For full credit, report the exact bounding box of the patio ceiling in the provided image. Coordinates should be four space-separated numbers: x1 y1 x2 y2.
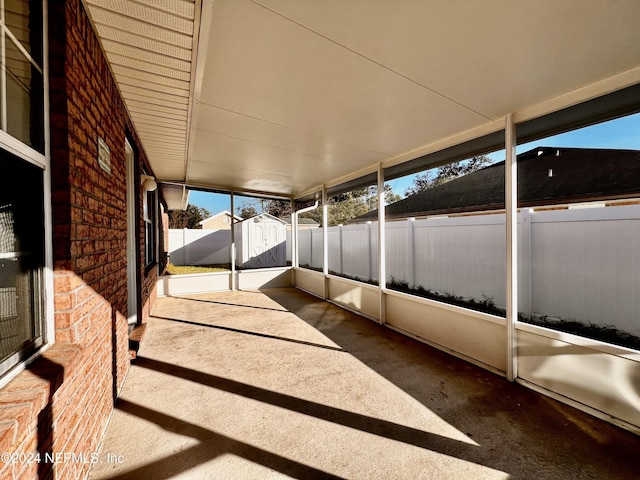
85 0 640 208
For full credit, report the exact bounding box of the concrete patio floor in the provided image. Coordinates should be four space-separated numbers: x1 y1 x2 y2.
89 287 640 480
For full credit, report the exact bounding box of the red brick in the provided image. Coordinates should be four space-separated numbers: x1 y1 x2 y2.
0 404 35 450
53 273 73 293
55 327 77 344
54 292 76 311
0 421 17 455
0 389 47 415
0 1 157 477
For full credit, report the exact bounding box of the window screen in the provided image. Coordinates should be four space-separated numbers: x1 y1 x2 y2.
0 148 45 375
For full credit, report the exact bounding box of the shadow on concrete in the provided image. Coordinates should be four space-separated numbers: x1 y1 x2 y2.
133 356 484 462
260 287 640 480
153 315 348 352
109 399 345 480
95 288 640 480
168 295 289 313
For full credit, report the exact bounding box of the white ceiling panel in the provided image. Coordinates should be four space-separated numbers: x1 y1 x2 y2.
86 0 640 203
191 104 390 169
189 158 301 194
198 0 487 156
255 0 640 118
190 132 338 194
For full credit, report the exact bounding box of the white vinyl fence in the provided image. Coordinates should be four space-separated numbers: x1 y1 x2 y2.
168 229 231 266
170 205 639 336
295 205 640 336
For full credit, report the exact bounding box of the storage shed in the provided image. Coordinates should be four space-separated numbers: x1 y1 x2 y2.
234 213 287 269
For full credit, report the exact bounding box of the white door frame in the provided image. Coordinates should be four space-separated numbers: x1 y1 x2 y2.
125 139 138 325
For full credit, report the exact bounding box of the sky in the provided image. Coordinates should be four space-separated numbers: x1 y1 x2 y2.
189 112 640 216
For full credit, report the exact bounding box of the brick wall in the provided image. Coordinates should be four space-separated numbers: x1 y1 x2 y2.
0 1 159 478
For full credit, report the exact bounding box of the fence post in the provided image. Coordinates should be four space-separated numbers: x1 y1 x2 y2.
408 218 415 288
366 221 372 281
338 224 343 275
519 208 532 321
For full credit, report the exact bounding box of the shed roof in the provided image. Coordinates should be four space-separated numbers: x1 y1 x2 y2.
236 212 287 225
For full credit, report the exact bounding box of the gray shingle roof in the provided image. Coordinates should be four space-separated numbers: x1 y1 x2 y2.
357 147 640 221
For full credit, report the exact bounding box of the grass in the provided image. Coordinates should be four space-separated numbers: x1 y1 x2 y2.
387 278 505 317
166 263 230 275
386 279 640 350
522 315 640 351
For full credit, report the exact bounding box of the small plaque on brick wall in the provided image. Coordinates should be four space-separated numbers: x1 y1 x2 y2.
98 137 111 174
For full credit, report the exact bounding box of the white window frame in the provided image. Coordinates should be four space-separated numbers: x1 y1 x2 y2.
0 0 52 388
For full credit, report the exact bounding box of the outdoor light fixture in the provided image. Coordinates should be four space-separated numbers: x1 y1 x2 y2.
141 175 157 192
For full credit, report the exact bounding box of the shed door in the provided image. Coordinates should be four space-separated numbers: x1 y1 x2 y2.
249 221 283 268
264 223 282 266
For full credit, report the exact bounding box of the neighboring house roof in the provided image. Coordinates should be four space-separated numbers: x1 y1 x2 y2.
199 210 242 225
355 147 640 221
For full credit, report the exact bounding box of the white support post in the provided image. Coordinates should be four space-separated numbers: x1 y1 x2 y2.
230 191 237 291
291 198 297 269
322 186 328 300
408 218 415 289
378 163 386 325
505 114 518 381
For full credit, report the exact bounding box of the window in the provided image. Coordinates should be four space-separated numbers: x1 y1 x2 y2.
0 149 45 377
144 188 157 267
2 0 45 152
0 0 46 383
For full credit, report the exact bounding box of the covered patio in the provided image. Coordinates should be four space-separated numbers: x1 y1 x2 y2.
3 2 640 478
89 288 640 479
77 1 640 477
